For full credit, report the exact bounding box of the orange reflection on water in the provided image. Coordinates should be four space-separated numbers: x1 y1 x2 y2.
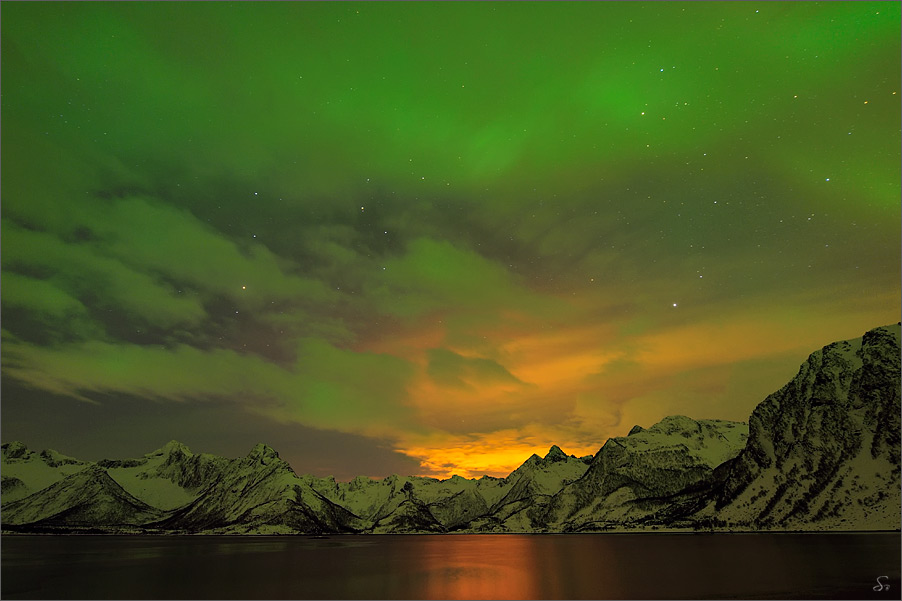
414 534 622 600
417 535 539 600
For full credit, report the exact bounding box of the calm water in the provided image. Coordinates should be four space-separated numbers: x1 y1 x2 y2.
2 533 899 600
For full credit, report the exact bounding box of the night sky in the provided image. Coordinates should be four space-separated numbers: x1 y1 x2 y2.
2 2 899 480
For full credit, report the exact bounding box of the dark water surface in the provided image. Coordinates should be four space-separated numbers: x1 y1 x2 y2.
2 532 899 599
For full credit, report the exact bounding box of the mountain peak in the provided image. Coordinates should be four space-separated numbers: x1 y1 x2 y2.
1 441 30 460
247 443 279 461
544 445 567 461
161 440 191 454
145 440 193 459
38 448 83 467
648 415 699 435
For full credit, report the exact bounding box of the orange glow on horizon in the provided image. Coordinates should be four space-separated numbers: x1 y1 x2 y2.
397 427 602 480
350 302 898 480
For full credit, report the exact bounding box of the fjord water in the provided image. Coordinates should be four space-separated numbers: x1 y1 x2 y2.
2 533 899 600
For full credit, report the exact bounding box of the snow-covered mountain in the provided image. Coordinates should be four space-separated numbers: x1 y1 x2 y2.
543 417 749 532
708 323 901 530
100 440 229 510
310 473 488 531
156 444 366 534
0 440 230 531
370 493 446 534
3 465 165 529
1 441 91 503
2 324 898 534
305 447 590 532
467 446 593 532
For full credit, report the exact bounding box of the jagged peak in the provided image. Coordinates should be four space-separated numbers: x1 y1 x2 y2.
0 442 84 467
48 464 116 485
162 440 192 454
860 323 900 353
347 474 376 491
805 324 899 372
634 415 746 439
82 464 109 475
544 445 568 461
513 453 544 474
647 415 700 435
659 414 697 425
248 443 280 460
38 448 84 467
145 440 192 458
1 441 31 459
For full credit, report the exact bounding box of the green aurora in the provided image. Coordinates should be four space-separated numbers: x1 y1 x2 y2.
2 1 899 479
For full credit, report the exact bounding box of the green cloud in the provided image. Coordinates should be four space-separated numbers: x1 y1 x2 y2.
0 271 103 342
2 335 419 438
2 221 206 332
88 196 338 309
368 237 562 321
279 338 420 435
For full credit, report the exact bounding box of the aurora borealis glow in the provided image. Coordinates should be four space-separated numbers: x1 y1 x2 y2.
2 2 899 480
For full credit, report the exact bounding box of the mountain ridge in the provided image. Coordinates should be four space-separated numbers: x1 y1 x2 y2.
2 323 899 534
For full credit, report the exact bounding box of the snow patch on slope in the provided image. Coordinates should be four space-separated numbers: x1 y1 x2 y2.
1 442 91 502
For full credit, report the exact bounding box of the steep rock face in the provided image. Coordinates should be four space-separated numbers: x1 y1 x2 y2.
157 444 364 534
1 442 91 503
426 484 489 529
467 496 554 533
547 417 748 530
370 485 445 534
715 324 901 530
2 465 165 528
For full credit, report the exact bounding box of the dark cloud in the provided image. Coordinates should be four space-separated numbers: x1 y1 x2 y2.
0 379 420 481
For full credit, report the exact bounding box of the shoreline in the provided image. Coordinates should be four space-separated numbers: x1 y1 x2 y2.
3 527 900 536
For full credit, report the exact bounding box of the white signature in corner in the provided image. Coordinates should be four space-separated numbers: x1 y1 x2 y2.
874 576 890 592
